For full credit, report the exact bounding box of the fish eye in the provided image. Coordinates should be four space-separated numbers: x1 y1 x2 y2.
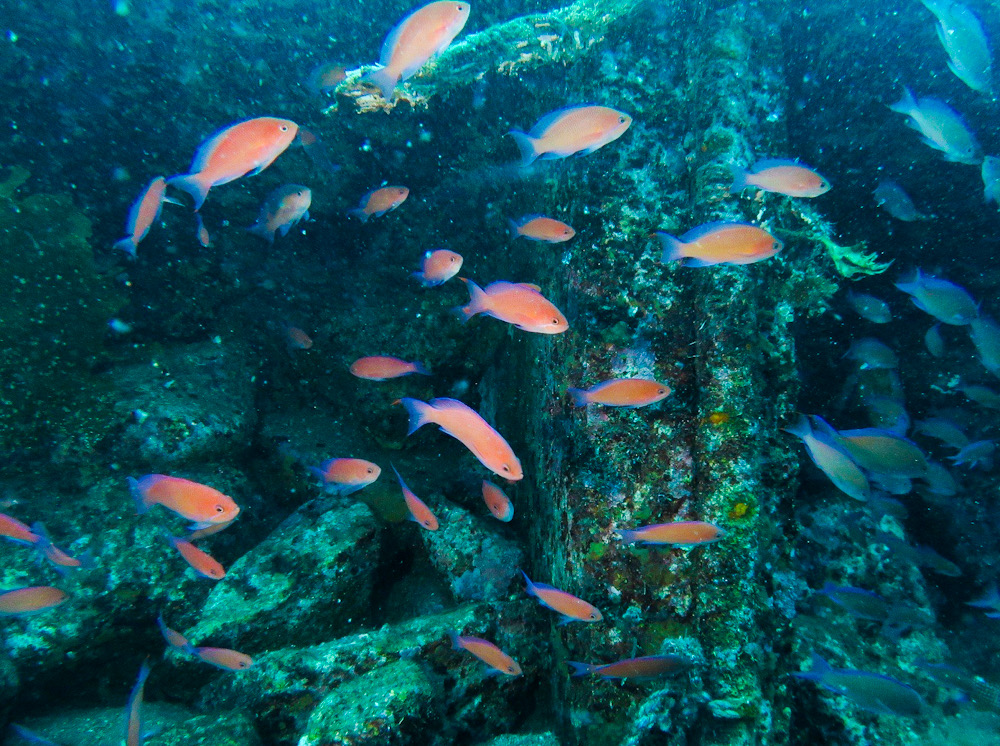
215 505 225 513
450 257 456 262
367 467 374 474
280 125 289 132
502 465 510 472
772 242 781 251
657 388 666 394
508 665 518 673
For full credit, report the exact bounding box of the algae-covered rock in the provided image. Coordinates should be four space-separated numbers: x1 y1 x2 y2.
0 655 19 726
110 340 257 469
186 501 380 651
300 659 441 746
480 734 562 746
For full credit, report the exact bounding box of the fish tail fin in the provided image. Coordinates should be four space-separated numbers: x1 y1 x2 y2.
361 66 398 101
519 569 536 596
456 277 487 323
398 398 433 436
127 477 150 515
889 86 916 115
247 221 275 243
113 237 137 257
347 207 370 223
166 175 209 211
28 521 49 545
567 661 596 677
794 652 833 680
781 414 811 439
567 387 590 407
654 232 686 263
507 130 539 166
729 163 749 193
507 218 522 239
411 362 432 376
615 529 637 545
448 630 462 650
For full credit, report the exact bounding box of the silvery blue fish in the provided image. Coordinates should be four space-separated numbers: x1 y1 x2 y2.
984 156 1000 205
873 180 928 222
846 338 898 369
784 415 870 501
914 418 969 449
921 0 993 94
846 290 891 323
949 440 995 469
924 324 945 357
794 653 927 717
889 88 980 164
895 269 978 325
969 316 1000 376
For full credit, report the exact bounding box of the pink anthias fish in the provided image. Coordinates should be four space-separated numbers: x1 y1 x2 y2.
617 521 726 547
363 1 471 100
0 586 69 615
656 222 782 267
457 279 568 334
168 117 299 210
508 215 576 243
309 458 382 495
413 249 463 286
30 522 95 574
398 397 523 481
348 186 409 222
156 616 254 670
194 213 211 247
125 660 151 746
166 535 226 580
568 654 691 680
730 159 831 198
114 176 176 257
508 105 632 166
391 463 439 531
0 512 40 545
248 184 312 243
521 571 602 624
450 633 522 675
350 356 430 380
481 481 513 522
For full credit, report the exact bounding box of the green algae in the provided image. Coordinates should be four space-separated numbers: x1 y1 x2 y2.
0 187 123 457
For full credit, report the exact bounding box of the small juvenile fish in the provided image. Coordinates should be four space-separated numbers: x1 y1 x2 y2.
362 1 471 100
967 583 1000 618
194 213 211 247
450 633 522 675
984 156 1000 205
914 418 969 448
838 429 928 478
125 660 151 746
129 475 241 528
889 88 980 164
568 655 690 680
157 616 191 650
482 480 513 522
784 415 869 501
248 184 311 243
348 186 409 222
391 464 439 530
413 249 463 286
969 317 1000 375
350 356 430 380
114 176 169 257
921 0 993 94
306 62 348 94
958 383 1000 409
508 215 576 243
508 105 632 166
845 338 898 369
924 324 945 357
568 378 671 408
846 291 891 323
30 522 94 574
458 278 568 335
656 222 782 267
284 325 313 350
794 653 926 717
521 571 602 624
730 160 830 198
309 458 381 495
0 586 68 615
0 512 40 545
190 646 254 671
895 269 978 325
167 535 225 580
818 582 890 622
873 180 928 222
399 397 523 480
949 440 995 469
617 521 725 547
168 117 299 210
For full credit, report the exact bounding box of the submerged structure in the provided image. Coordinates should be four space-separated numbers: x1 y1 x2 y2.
0 0 998 744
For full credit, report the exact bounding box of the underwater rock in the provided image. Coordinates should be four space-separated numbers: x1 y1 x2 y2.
111 340 257 468
0 655 18 725
300 659 441 746
480 734 561 746
419 501 523 602
185 501 380 651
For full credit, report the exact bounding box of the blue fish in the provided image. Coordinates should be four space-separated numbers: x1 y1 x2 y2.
794 653 926 717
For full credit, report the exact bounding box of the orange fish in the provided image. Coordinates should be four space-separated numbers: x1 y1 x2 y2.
248 184 312 243
0 586 68 615
508 105 632 166
656 222 781 267
194 213 211 247
731 160 830 198
399 397 523 481
167 535 225 580
568 378 671 408
0 512 40 545
363 1 471 99
457 279 568 335
413 249 463 287
521 571 602 624
157 615 191 650
348 186 409 222
309 458 382 495
568 655 691 680
30 522 94 574
307 62 348 94
508 215 576 243
391 464 439 530
186 518 237 541
450 633 522 675
481 481 513 522
125 660 151 746
128 474 241 529
191 646 254 671
168 117 299 210
114 176 170 257
284 325 313 350
350 355 430 380
618 521 725 547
